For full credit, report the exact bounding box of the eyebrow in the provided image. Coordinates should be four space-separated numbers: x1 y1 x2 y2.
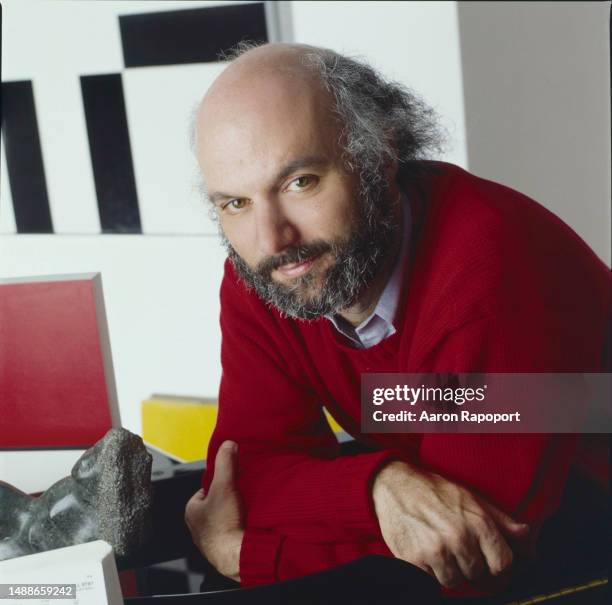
208 155 330 205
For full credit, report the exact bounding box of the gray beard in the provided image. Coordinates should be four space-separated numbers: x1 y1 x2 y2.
221 177 398 320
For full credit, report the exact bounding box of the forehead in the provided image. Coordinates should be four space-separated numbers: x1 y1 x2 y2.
195 72 341 193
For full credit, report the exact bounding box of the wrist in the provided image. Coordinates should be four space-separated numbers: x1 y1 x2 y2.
373 459 417 492
372 459 426 516
372 460 404 516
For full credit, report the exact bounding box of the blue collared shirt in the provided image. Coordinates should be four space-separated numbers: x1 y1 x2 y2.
327 196 411 348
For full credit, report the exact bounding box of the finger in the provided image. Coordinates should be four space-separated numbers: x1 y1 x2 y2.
431 554 465 589
186 488 206 508
477 522 514 576
184 490 207 529
482 501 529 537
454 538 487 582
453 533 488 582
210 441 238 491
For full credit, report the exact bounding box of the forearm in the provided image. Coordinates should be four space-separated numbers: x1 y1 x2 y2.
237 447 397 534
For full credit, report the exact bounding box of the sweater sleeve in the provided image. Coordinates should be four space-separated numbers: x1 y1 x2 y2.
203 264 396 582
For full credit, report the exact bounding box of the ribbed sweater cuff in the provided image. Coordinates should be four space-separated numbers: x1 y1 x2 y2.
240 528 284 586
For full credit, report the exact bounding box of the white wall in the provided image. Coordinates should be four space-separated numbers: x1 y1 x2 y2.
457 1 611 265
290 1 468 168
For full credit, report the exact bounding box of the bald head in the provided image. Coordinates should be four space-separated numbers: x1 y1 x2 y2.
194 43 335 160
214 42 322 86
193 41 443 196
203 43 324 104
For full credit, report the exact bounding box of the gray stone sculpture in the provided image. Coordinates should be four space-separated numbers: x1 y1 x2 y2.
0 428 153 561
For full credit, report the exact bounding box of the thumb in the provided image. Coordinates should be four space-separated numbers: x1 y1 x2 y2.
483 501 530 537
210 440 238 492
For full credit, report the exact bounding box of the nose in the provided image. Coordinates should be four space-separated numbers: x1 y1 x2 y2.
254 199 299 256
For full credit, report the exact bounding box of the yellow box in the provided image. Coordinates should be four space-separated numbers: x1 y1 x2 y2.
142 395 217 462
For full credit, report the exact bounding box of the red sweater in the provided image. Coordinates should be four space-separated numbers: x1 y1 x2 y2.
203 162 610 587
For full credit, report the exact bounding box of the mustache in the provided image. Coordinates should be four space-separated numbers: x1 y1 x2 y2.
255 240 333 277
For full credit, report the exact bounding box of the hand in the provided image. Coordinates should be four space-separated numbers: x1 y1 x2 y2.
372 461 530 590
185 440 244 582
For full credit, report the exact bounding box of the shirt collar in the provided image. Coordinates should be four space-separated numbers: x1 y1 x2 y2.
326 194 411 347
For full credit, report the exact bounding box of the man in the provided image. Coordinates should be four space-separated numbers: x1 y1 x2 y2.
184 42 610 592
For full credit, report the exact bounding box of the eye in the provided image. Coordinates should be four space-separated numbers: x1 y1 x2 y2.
285 175 318 192
222 198 249 214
